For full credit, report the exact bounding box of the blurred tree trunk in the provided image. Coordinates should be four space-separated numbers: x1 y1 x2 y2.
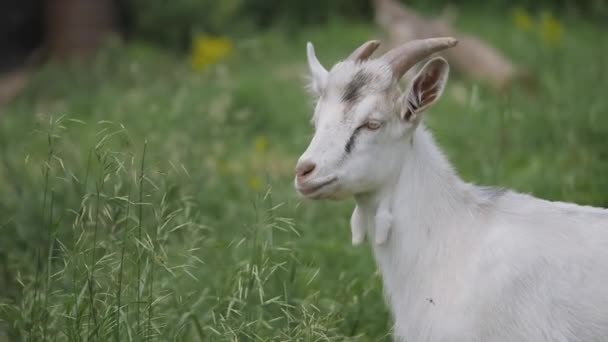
46 0 118 59
0 0 42 106
0 0 43 73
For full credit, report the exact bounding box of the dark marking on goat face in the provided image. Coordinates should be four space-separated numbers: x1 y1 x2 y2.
344 130 359 154
342 70 371 105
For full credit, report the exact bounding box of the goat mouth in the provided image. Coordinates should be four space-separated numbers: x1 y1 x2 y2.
297 177 338 198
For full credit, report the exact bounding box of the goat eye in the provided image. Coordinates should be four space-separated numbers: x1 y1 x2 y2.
364 120 382 130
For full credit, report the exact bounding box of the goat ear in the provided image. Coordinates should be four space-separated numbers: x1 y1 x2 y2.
400 57 449 122
306 42 328 96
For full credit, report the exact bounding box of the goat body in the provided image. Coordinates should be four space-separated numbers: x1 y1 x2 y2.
360 127 608 341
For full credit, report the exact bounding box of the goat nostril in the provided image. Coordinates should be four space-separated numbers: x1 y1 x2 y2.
302 164 315 177
296 162 316 178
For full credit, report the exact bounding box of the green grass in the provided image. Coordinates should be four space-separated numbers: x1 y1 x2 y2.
0 11 607 341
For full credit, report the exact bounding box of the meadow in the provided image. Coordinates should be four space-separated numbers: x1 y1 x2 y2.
0 10 607 341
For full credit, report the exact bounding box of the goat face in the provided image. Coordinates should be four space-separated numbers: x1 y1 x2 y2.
295 39 455 199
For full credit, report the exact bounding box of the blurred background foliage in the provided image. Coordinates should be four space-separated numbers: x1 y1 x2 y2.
1 0 606 71
125 0 606 50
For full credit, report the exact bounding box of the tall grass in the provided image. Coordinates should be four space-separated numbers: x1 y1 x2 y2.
0 116 364 340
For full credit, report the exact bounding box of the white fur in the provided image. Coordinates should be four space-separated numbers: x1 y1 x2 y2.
295 42 608 341
373 198 393 245
351 199 393 246
350 206 366 245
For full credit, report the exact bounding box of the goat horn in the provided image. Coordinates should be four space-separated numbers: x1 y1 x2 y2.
382 37 458 79
348 40 381 62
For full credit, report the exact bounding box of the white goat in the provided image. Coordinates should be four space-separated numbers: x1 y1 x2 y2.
294 37 608 341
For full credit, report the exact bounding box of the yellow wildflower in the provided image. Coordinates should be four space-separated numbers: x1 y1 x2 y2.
512 8 532 32
539 11 562 46
190 35 233 72
248 176 262 191
254 136 268 154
